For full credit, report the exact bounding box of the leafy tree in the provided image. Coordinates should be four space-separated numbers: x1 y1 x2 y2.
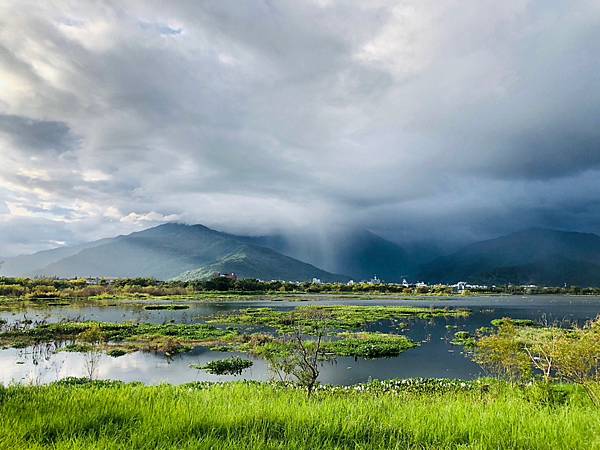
235 279 262 292
545 320 600 405
474 322 532 382
474 317 600 406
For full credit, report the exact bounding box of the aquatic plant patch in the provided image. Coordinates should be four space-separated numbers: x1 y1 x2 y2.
450 331 477 348
226 331 418 359
323 332 417 358
491 318 537 327
0 320 419 360
0 321 238 355
192 357 254 375
209 305 470 332
143 304 190 310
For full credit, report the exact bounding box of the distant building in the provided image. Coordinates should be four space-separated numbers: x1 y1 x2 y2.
85 277 117 285
453 281 467 293
370 275 381 285
213 272 238 281
451 281 488 293
347 280 355 286
311 277 322 284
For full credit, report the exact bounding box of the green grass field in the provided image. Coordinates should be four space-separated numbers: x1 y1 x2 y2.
1 380 599 449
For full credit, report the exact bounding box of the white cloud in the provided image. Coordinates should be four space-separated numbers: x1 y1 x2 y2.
81 170 111 182
120 211 180 224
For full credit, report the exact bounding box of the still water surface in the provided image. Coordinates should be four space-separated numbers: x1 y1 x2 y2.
1 295 599 385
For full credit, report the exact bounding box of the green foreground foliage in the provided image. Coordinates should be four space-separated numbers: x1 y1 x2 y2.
1 379 599 449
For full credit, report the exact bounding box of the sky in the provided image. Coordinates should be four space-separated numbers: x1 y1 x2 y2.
1 0 600 257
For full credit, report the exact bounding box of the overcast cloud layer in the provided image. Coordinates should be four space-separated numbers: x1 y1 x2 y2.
1 0 600 256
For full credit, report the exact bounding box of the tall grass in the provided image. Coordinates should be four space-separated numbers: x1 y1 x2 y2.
1 381 599 449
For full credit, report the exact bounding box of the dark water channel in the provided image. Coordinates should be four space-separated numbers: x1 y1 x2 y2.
1 295 599 385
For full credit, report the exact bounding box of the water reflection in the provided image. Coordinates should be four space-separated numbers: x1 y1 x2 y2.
1 295 600 385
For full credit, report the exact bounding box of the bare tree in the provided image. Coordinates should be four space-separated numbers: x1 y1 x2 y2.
79 325 104 381
289 327 326 397
264 309 332 397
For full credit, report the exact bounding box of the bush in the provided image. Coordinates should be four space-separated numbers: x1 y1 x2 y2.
192 357 254 375
522 382 570 406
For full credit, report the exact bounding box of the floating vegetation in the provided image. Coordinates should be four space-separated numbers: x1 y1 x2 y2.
450 331 476 348
209 305 470 332
0 321 237 356
143 304 190 311
491 318 537 327
62 343 94 353
477 326 494 334
0 319 418 360
231 331 417 359
323 333 417 358
107 348 127 357
192 357 253 375
0 303 459 362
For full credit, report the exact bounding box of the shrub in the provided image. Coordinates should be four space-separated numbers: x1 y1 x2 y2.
192 357 253 376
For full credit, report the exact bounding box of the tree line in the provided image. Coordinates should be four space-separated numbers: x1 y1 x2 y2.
2 276 600 299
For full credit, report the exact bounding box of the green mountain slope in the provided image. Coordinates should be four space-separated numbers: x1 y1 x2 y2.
174 245 345 282
14 223 346 281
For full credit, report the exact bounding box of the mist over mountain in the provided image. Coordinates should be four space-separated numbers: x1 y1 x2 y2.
419 229 600 286
0 238 113 276
0 224 346 282
244 228 411 282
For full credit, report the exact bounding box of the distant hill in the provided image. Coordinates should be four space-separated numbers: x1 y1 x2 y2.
419 228 600 286
173 244 345 282
243 228 411 282
0 223 347 282
0 238 113 276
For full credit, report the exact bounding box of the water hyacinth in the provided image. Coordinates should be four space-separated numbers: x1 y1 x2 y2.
179 378 485 395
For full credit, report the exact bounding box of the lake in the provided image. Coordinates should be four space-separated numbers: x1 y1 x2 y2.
1 295 599 385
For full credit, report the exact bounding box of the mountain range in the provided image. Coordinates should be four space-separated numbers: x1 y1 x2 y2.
420 229 600 286
3 224 600 286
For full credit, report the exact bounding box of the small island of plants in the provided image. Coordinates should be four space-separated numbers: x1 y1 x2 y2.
192 357 254 375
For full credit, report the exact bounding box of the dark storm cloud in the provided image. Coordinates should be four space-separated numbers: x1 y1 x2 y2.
0 114 77 155
1 0 600 256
